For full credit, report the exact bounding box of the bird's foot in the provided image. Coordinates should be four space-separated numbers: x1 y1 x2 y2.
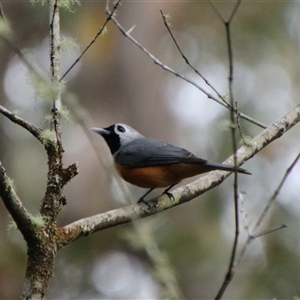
138 198 158 212
163 190 175 201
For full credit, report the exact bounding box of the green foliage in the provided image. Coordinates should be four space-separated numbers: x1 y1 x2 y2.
44 105 72 123
30 0 81 11
163 13 172 27
101 26 108 36
30 214 46 227
33 281 43 290
39 129 56 146
27 73 61 103
7 220 17 232
59 105 71 122
57 0 81 10
240 135 253 147
59 36 79 53
4 177 15 192
29 0 47 5
0 18 11 38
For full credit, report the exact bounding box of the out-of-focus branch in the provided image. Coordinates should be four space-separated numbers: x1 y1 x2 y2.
58 103 300 247
60 0 121 82
0 4 48 86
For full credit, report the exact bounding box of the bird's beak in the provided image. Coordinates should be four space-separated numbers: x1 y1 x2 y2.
90 127 110 136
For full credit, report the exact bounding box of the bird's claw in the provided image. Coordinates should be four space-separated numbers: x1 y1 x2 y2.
138 198 158 212
163 190 175 201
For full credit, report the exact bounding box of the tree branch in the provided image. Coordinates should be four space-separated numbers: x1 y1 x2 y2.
215 1 242 298
0 105 43 142
235 151 300 267
159 9 230 108
60 0 121 82
0 161 36 243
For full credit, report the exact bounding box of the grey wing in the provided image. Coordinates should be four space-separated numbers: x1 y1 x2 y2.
115 138 207 168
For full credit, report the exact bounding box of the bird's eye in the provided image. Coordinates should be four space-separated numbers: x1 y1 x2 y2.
117 125 126 133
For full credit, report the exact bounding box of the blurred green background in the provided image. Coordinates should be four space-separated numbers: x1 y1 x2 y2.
1 0 300 299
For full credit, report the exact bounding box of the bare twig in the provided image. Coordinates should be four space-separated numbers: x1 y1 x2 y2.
214 2 241 298
159 9 230 108
59 0 121 82
238 111 266 128
235 152 300 266
228 0 242 23
106 4 266 129
255 152 300 231
253 224 287 239
213 2 243 299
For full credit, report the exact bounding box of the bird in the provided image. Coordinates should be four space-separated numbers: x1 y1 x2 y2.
91 123 250 204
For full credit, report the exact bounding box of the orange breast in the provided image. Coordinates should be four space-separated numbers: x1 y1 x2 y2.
115 163 214 188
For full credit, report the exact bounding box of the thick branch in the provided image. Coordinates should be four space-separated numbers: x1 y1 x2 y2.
58 104 300 247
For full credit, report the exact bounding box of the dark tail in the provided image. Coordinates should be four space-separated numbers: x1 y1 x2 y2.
205 162 251 175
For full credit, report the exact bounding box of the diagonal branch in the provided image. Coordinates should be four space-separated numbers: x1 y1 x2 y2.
0 161 36 243
58 103 300 248
0 105 43 142
235 151 300 266
159 9 230 108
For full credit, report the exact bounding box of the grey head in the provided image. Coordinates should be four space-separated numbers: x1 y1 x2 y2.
91 123 145 155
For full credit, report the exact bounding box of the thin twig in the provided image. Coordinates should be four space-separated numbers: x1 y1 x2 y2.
215 2 242 299
255 151 300 231
160 9 231 109
235 101 246 141
59 0 121 82
236 152 300 266
107 4 266 129
253 224 287 239
228 0 242 23
208 0 225 23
